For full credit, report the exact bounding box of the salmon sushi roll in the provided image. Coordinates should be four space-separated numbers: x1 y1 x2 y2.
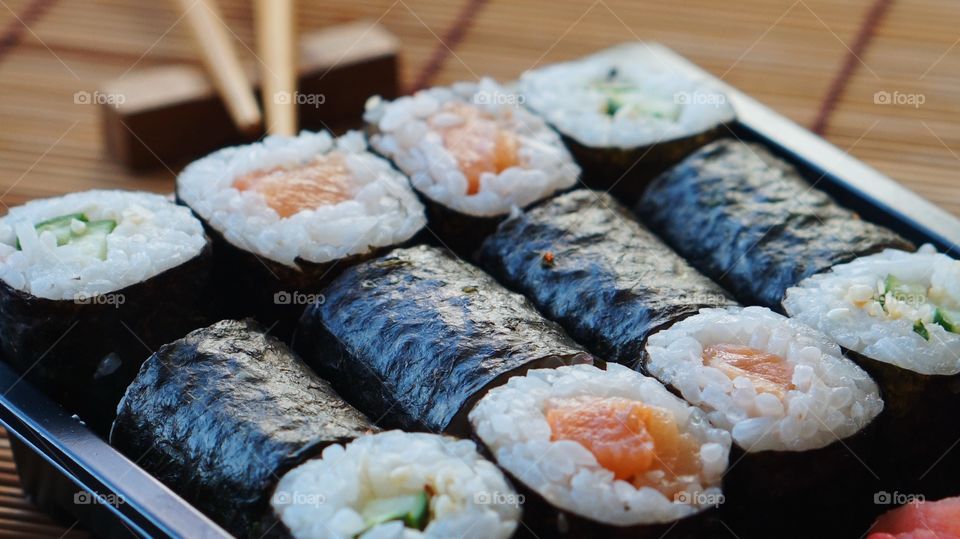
784 245 960 498
645 306 884 537
468 363 731 538
176 130 426 337
519 43 734 202
364 78 580 255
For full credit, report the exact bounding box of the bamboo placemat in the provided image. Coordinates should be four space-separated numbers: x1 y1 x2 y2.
0 0 958 536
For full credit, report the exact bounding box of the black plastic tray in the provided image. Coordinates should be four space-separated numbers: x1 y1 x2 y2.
3 44 959 539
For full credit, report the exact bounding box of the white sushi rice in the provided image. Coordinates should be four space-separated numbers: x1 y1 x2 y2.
0 190 206 300
177 130 426 267
518 43 735 149
645 306 884 452
364 78 580 217
271 431 519 539
784 245 960 376
468 363 730 526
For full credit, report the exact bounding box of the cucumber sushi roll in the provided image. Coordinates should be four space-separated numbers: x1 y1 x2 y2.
272 431 520 539
176 130 426 337
468 363 730 538
518 43 734 203
636 139 913 310
0 189 212 434
294 244 593 434
479 189 735 366
364 78 580 255
645 306 884 536
784 245 960 496
111 319 374 537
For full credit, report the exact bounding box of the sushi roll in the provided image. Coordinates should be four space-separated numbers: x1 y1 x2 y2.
468 363 731 538
272 431 520 539
364 78 580 255
294 245 594 434
176 130 426 337
0 189 212 434
636 139 913 310
784 245 960 496
478 189 736 366
518 43 734 203
110 319 374 537
645 306 884 536
867 496 960 538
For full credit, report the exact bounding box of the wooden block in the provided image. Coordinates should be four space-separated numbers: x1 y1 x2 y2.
100 20 400 170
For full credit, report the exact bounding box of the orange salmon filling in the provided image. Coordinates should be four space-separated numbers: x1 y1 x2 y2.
546 396 701 495
429 101 519 195
703 344 795 397
233 152 353 218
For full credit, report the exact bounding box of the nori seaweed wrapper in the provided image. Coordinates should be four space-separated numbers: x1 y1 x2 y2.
110 319 374 538
478 189 736 368
636 139 914 310
559 126 725 204
718 425 884 538
844 350 960 503
176 194 423 341
294 245 595 435
0 241 214 436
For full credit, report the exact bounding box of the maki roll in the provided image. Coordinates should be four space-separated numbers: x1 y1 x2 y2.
478 189 736 366
468 363 731 538
364 78 580 255
272 431 520 539
0 190 212 434
518 43 734 202
176 130 425 337
644 306 884 536
636 139 913 310
784 245 960 496
110 319 374 537
294 245 593 434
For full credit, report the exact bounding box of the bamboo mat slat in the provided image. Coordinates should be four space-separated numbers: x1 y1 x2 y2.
0 0 958 537
820 0 960 216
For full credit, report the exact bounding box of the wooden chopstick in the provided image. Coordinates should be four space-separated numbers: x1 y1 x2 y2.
255 0 298 136
172 0 262 135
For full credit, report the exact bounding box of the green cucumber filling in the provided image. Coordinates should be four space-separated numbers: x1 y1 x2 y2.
18 212 116 260
867 273 960 337
590 71 679 120
359 490 430 533
914 320 930 341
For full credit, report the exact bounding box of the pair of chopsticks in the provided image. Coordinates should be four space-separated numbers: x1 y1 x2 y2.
173 0 297 136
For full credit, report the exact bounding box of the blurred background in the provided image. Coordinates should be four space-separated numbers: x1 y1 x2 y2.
0 0 957 535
